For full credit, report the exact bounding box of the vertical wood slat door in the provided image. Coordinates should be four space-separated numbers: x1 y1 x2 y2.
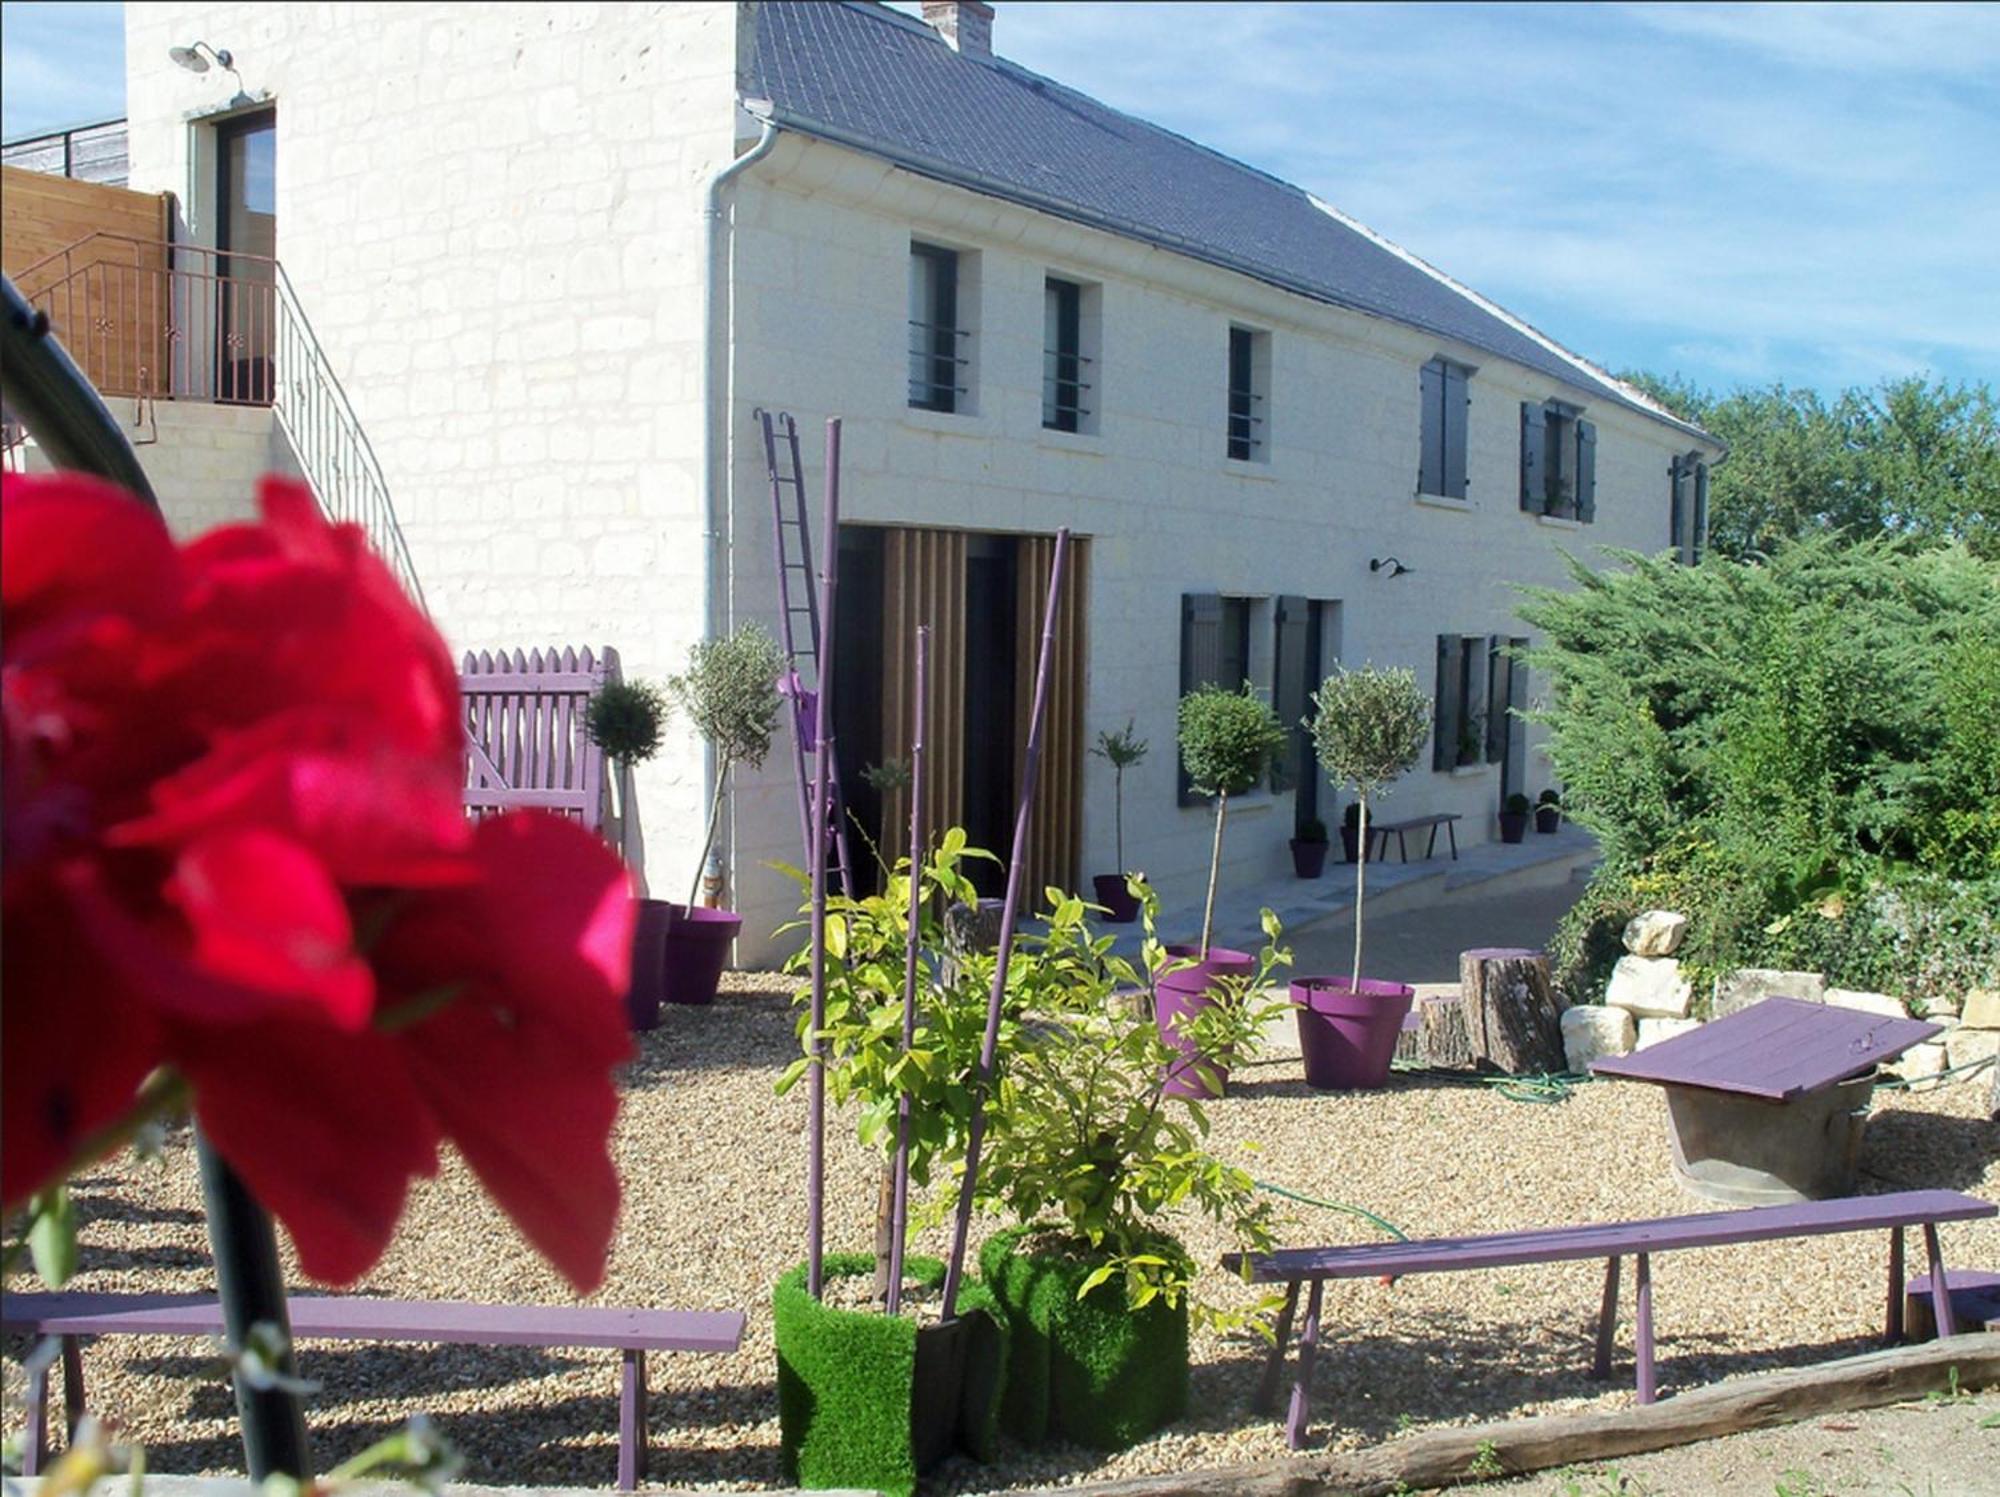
1014 534 1088 902
880 527 968 851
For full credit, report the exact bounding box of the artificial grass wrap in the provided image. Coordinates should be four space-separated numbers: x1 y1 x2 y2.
772 1253 1009 1497
978 1226 1191 1450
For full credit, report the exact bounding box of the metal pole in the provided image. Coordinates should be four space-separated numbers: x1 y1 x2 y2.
804 418 844 1299
940 529 1069 1318
886 626 928 1316
1 270 312 1481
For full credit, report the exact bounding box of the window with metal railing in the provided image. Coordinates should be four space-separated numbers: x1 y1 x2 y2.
908 242 969 413
1042 276 1093 433
1227 324 1269 461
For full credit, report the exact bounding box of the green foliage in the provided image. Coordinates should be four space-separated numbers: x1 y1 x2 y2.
973 887 1289 1330
1622 372 2000 560
1176 684 1286 798
668 623 785 770
1091 719 1150 771
1538 788 1562 808
1306 666 1432 798
772 1254 1008 1497
1505 793 1532 815
584 679 668 767
979 1226 1188 1451
1296 817 1329 843
861 757 913 795
1525 538 2000 1005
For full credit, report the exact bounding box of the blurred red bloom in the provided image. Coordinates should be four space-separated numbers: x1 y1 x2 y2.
2 472 633 1291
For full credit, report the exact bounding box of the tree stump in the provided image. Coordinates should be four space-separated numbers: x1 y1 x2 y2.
1459 948 1567 1075
1396 993 1475 1069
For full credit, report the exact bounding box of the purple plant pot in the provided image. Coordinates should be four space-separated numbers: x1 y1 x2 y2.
1092 873 1141 924
1155 944 1255 1100
1290 839 1330 879
625 898 673 1031
1291 976 1416 1091
661 904 742 1006
1499 811 1529 844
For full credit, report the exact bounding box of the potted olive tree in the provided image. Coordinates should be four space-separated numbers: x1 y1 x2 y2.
975 886 1285 1451
1499 792 1531 844
1088 719 1148 922
585 678 671 1029
1289 817 1330 878
662 623 785 1005
1294 665 1432 1089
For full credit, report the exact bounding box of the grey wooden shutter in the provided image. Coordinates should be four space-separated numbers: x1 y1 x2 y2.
1433 634 1463 771
1520 403 1546 512
1485 635 1511 763
1418 361 1444 496
1669 456 1686 557
1443 363 1470 499
1575 419 1597 522
1693 461 1709 562
1179 592 1222 804
1271 594 1310 792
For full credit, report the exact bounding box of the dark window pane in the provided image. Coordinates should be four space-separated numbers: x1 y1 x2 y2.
908 243 960 412
1227 327 1258 460
1042 277 1084 431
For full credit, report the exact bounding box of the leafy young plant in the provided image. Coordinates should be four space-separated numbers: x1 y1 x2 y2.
1090 719 1150 873
1307 665 1432 990
1506 793 1532 815
1177 684 1288 956
668 624 786 908
1296 817 1329 844
974 883 1291 1328
585 679 669 865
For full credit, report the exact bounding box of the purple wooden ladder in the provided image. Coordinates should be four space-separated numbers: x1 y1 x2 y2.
461 645 611 833
756 408 855 897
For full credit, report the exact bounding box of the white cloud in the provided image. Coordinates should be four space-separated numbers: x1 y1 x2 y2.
0 1 127 138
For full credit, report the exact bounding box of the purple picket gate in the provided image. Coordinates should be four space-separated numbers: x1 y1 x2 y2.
461 646 613 834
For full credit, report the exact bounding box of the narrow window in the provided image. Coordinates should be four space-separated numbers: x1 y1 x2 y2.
1521 400 1592 520
1671 453 1708 563
1179 592 1254 803
1042 276 1088 432
908 242 963 413
1433 634 1490 771
1227 325 1268 461
1419 358 1471 499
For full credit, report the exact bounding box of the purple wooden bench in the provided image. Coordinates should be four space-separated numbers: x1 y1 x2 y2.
1 1292 744 1488
1223 1188 1995 1449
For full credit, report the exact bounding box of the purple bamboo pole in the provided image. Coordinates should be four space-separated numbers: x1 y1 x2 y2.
805 418 843 1299
886 625 929 1317
939 528 1070 1320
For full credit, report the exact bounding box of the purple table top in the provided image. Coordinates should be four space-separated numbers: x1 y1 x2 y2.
0 1291 745 1354
1591 996 1938 1101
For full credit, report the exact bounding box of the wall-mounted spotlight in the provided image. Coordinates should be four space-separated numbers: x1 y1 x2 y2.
168 41 237 76
1369 556 1413 578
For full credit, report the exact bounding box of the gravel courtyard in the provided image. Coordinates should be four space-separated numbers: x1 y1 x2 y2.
7 973 1996 1494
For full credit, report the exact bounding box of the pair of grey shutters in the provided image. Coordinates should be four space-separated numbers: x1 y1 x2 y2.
1432 634 1516 771
1669 455 1709 563
1419 360 1470 499
1520 404 1597 521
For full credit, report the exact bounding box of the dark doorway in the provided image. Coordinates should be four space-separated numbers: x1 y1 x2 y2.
832 526 888 893
215 109 276 403
961 535 1019 894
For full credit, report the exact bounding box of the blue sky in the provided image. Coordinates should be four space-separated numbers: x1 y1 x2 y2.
5 1 1995 396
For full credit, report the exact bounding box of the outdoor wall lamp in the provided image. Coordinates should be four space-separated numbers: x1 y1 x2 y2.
168 41 236 75
1369 556 1413 577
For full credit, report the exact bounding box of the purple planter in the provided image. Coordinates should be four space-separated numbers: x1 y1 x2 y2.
625 898 673 1031
1498 811 1529 844
1092 874 1141 924
1155 945 1255 1099
662 905 742 1006
1291 976 1416 1091
1289 839 1329 879
1535 807 1561 834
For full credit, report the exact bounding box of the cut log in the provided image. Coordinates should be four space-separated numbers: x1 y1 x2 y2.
1405 993 1474 1070
1058 1336 2000 1497
1459 947 1567 1076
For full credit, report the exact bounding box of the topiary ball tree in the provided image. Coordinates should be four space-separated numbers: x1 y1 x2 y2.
1177 684 1287 957
585 679 669 866
669 623 787 909
1089 719 1149 875
1307 665 1433 990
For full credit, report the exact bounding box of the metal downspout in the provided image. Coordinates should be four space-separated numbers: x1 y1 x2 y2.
697 115 780 903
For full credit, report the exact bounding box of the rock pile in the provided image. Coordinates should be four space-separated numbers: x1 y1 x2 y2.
1562 909 1695 1072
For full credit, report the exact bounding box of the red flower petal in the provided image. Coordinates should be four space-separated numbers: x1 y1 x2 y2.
166 829 375 1030
1 473 180 639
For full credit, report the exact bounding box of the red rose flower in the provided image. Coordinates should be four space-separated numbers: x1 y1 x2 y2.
3 472 633 1291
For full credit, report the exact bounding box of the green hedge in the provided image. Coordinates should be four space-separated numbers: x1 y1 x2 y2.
773 1253 1008 1497
979 1226 1189 1451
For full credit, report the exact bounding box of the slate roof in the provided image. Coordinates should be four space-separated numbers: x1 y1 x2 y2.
747 1 1708 441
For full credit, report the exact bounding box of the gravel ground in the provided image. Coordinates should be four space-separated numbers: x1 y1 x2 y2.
5 971 1995 1494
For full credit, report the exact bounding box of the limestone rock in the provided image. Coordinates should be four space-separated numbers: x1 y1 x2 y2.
1605 955 1692 1019
1887 1042 1947 1086
1825 988 1908 1020
1961 988 2000 1030
1924 994 1961 1020
1636 1017 1702 1051
1712 968 1825 1019
1946 1027 2000 1074
1561 1005 1636 1073
1621 910 1689 958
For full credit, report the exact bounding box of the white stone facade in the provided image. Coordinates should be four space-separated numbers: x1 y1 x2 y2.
120 2 1722 964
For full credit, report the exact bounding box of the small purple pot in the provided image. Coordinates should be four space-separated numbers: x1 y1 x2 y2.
661 904 742 1006
625 898 673 1031
1291 975 1416 1091
1092 873 1141 924
1155 944 1255 1099
1290 839 1330 879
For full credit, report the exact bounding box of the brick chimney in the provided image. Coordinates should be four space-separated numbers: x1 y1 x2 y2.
923 0 994 59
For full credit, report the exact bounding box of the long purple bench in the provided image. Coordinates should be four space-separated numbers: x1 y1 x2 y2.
1 1292 745 1489
1222 1188 1995 1449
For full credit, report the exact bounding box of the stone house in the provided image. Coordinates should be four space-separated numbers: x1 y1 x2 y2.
40 1 1721 960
